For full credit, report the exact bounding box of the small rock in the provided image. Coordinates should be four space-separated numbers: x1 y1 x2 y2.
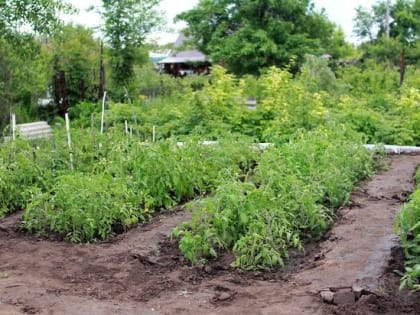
320 290 334 304
131 252 160 265
195 263 205 270
221 264 230 270
211 289 236 303
352 284 364 299
0 272 9 279
218 292 232 301
359 294 378 305
333 289 356 305
204 265 213 274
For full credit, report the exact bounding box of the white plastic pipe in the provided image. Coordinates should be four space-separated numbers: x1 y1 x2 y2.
364 144 420 154
173 141 420 154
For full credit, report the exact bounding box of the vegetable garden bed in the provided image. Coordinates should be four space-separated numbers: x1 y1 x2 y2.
0 154 419 315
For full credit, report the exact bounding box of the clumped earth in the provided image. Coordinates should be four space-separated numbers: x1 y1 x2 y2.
1 155 420 315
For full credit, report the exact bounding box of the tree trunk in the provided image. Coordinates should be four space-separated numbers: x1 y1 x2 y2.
399 47 406 87
53 57 69 116
98 41 106 101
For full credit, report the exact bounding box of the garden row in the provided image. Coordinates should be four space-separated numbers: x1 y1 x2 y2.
397 167 420 292
173 129 376 270
0 131 258 242
1 123 376 263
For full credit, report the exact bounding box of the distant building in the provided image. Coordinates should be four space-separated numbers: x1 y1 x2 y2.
157 34 211 77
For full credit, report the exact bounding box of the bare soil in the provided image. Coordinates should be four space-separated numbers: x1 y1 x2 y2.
1 154 420 315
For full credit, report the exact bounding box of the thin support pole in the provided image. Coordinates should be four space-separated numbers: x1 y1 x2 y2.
124 87 138 127
11 113 16 140
91 113 96 148
101 91 107 134
65 113 74 171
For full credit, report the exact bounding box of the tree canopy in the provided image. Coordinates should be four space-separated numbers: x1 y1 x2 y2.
353 0 420 65
0 0 73 129
100 0 162 99
0 0 72 37
49 24 102 115
176 0 343 75
354 0 420 43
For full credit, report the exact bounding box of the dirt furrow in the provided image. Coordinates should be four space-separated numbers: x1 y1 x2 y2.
0 210 190 315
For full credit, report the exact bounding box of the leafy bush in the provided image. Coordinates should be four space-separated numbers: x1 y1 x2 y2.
174 128 375 269
22 173 140 242
299 54 343 94
19 131 259 241
62 63 420 147
0 138 55 217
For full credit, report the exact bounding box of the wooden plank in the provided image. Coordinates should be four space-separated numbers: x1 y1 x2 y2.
16 121 52 140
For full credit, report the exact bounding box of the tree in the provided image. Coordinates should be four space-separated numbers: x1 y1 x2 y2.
0 35 51 129
353 6 377 41
353 0 420 66
100 0 162 100
48 24 102 115
0 0 72 37
176 0 342 75
354 0 420 43
0 0 72 130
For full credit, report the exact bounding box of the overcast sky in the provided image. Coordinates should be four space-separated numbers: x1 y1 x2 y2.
67 0 377 43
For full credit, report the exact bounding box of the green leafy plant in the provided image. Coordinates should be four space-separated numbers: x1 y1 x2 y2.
22 173 141 242
17 128 259 242
174 128 375 269
396 170 420 292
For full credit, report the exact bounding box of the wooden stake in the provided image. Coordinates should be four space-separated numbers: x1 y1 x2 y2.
101 91 107 134
65 113 74 171
91 113 96 148
11 113 16 140
124 87 138 127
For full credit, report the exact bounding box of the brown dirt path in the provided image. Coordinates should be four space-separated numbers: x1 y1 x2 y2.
1 155 420 315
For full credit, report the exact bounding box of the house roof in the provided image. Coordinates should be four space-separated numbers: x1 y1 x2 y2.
174 33 187 48
158 50 208 64
157 34 209 64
